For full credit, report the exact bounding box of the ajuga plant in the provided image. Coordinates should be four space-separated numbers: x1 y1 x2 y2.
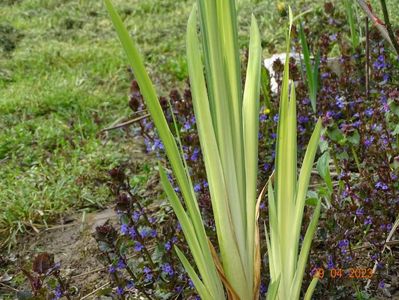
104 0 321 299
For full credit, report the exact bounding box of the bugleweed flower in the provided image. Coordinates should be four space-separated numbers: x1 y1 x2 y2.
133 241 143 252
364 136 375 147
132 210 141 222
116 286 124 295
108 265 116 274
117 259 126 270
120 224 129 235
355 207 364 216
327 255 334 269
375 181 389 191
378 280 385 289
128 227 137 239
161 263 174 276
53 285 63 299
193 183 201 193
143 267 153 282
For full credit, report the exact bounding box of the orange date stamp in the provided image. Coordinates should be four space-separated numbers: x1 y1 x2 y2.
312 267 374 279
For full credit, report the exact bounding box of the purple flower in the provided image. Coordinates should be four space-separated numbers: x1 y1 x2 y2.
260 282 267 294
387 223 393 231
150 229 157 238
134 242 143 252
327 255 334 269
153 139 164 151
140 227 151 238
144 138 152 153
373 55 387 70
184 121 191 130
321 72 330 79
263 163 270 171
191 147 200 161
54 285 63 299
161 263 174 276
129 227 137 239
144 121 153 131
381 102 389 113
329 33 337 41
375 181 388 191
260 114 267 122
273 114 279 123
165 240 172 251
188 279 195 289
108 265 116 274
355 207 364 216
116 286 124 295
126 280 135 289
194 183 201 193
338 239 349 248
298 115 309 124
117 259 126 270
175 286 183 293
377 261 384 269
132 211 141 222
120 224 129 235
364 216 372 225
378 280 385 289
364 136 374 147
335 96 345 109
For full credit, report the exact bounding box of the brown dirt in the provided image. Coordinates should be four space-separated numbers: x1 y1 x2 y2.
0 208 119 299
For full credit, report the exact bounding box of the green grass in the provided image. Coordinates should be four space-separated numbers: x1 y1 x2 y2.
0 0 193 245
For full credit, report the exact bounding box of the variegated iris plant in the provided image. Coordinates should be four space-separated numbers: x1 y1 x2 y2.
105 0 321 299
265 15 322 300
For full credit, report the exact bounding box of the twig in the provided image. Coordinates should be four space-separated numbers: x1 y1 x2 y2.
101 114 150 132
0 282 19 292
80 282 109 300
380 0 399 56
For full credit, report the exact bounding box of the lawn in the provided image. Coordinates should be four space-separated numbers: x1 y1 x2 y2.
0 0 193 245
